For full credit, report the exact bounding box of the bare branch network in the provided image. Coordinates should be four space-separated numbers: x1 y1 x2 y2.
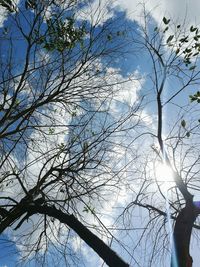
0 1 200 267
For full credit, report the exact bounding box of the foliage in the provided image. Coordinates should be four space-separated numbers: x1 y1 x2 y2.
0 0 15 12
40 15 86 52
0 0 134 266
1 1 200 267
190 91 200 103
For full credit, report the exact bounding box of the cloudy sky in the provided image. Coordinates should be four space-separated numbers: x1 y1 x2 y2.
1 0 200 267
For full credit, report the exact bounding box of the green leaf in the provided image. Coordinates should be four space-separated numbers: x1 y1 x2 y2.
166 35 174 43
116 31 124 36
163 27 168 33
189 95 196 102
83 206 89 213
193 52 199 57
25 0 36 9
49 128 55 134
186 132 190 137
71 111 77 117
3 27 8 35
190 26 197 32
83 206 95 214
15 99 20 105
181 120 186 128
189 65 196 71
83 141 88 151
43 43 55 51
163 17 170 25
180 36 189 43
60 188 65 193
184 58 191 65
0 0 15 12
58 143 65 150
185 48 192 53
107 34 112 41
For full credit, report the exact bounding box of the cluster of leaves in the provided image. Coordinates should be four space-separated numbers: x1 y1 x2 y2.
0 0 15 12
156 17 200 68
25 0 37 9
181 119 190 137
181 26 200 68
0 0 37 11
189 91 200 103
37 16 86 52
83 205 95 215
106 30 125 41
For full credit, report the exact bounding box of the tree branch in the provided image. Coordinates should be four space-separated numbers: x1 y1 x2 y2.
28 204 130 267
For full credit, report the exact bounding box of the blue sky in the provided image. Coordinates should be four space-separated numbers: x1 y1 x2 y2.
0 234 18 267
1 0 200 267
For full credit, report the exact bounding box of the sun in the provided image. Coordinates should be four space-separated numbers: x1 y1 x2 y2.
155 162 174 192
156 162 174 182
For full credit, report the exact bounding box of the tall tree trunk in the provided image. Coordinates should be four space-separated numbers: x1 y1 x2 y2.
171 202 197 267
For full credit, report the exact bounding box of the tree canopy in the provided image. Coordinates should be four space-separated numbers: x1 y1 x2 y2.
1 1 200 267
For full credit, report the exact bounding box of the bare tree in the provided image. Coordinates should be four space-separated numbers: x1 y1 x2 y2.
119 9 200 267
2 2 200 267
0 0 141 266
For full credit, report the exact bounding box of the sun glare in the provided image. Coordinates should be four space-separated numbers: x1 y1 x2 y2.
155 162 174 192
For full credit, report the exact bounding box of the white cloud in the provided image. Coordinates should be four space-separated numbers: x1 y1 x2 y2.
0 7 8 27
112 0 200 26
3 1 196 264
81 0 200 29
77 0 115 25
107 69 144 117
0 0 20 27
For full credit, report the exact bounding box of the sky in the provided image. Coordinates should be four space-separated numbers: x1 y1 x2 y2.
1 0 200 267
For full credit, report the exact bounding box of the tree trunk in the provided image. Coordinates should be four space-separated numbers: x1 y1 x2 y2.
171 202 197 267
29 204 130 267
